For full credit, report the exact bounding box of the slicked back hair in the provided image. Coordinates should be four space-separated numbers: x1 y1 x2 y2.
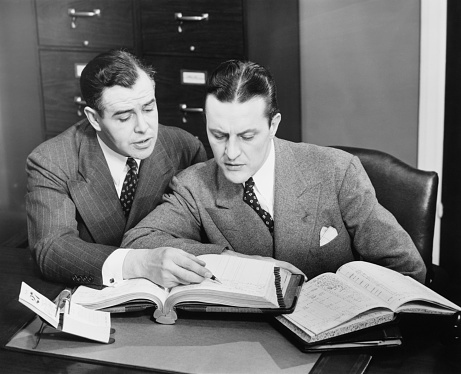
205 60 279 125
80 49 156 116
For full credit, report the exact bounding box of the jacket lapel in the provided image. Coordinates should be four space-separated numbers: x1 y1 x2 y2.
273 139 321 270
206 166 273 257
68 126 126 245
126 139 174 230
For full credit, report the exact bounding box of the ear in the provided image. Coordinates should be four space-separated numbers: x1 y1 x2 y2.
84 106 102 132
269 113 281 138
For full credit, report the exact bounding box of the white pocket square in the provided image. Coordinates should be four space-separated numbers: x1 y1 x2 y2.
320 226 338 246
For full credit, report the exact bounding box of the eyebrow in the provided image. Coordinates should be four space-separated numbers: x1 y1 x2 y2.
210 128 257 136
111 98 156 117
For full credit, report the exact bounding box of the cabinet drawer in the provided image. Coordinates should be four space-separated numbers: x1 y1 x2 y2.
36 0 134 48
141 0 244 58
40 50 99 134
146 56 225 157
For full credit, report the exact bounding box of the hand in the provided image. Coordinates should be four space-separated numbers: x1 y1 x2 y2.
123 247 213 288
222 249 308 281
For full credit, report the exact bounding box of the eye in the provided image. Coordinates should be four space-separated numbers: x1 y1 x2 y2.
241 134 255 141
212 133 226 140
119 114 132 123
143 104 155 112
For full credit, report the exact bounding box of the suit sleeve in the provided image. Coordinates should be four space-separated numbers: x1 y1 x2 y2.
338 156 427 283
192 140 208 164
26 151 117 286
122 176 226 256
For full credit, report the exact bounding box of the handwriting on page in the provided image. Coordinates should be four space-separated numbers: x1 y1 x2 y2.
173 255 276 297
285 274 388 335
338 262 438 310
18 282 60 328
213 256 274 293
62 302 111 343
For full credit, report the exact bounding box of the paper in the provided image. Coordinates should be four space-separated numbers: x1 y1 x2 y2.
18 282 60 328
62 302 111 343
18 282 111 344
282 274 388 335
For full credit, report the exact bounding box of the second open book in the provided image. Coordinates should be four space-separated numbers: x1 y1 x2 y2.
72 254 304 324
275 261 461 347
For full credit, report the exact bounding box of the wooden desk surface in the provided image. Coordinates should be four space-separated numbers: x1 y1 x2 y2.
1 247 460 374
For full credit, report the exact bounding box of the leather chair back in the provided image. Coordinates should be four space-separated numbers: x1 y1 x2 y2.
331 146 438 283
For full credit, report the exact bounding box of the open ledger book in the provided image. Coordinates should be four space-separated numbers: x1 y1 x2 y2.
72 254 304 324
275 261 461 348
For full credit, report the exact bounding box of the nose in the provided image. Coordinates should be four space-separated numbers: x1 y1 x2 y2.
134 112 149 133
225 137 241 160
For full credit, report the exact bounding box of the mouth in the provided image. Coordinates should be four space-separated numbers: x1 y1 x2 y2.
132 137 153 148
224 162 244 170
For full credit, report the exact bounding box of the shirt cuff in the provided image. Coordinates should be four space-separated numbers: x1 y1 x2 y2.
102 248 132 286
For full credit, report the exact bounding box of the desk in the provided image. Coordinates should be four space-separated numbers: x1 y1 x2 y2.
1 247 460 374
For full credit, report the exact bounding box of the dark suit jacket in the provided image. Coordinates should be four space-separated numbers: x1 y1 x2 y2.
122 138 426 283
26 120 207 285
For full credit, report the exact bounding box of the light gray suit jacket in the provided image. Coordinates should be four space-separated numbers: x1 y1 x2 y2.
26 120 207 285
122 138 426 283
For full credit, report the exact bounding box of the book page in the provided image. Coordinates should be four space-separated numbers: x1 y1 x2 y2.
166 254 279 309
337 261 461 312
72 278 169 310
18 282 60 328
282 273 391 336
62 302 111 343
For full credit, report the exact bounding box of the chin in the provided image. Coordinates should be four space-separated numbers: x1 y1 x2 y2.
132 146 155 160
222 170 249 185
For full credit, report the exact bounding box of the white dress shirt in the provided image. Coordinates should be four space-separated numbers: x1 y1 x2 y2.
98 136 139 286
247 139 276 217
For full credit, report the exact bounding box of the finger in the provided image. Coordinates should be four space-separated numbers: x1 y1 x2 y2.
181 251 207 266
174 255 211 279
172 264 209 284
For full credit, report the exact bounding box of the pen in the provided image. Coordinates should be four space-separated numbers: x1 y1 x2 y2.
210 274 222 284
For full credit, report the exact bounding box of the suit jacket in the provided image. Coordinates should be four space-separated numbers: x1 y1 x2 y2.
122 138 426 283
26 120 207 285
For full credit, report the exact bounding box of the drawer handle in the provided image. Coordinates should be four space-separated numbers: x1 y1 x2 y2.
179 104 203 113
68 8 101 29
174 12 209 32
180 104 203 124
74 96 87 116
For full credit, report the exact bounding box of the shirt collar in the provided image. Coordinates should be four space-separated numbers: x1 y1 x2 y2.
97 135 140 187
244 139 275 212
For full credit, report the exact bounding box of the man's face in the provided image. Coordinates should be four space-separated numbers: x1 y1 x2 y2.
86 69 159 160
206 95 280 184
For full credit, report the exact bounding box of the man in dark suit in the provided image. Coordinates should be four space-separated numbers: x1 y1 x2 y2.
26 50 212 288
122 60 426 283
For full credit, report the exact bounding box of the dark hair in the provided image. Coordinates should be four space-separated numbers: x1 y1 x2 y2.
206 60 279 122
80 49 155 115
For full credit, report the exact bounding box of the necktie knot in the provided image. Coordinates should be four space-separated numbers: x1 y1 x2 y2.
126 157 137 172
244 177 255 191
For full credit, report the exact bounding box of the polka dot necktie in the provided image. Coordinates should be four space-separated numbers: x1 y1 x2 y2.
243 177 274 234
120 157 138 217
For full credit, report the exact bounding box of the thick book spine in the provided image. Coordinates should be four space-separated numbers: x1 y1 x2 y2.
274 267 286 308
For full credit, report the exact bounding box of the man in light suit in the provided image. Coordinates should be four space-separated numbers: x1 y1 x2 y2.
122 60 426 283
26 50 213 288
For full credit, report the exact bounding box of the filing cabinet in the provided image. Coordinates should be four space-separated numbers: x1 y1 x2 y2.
140 0 244 58
35 0 135 138
140 0 246 157
34 0 300 153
